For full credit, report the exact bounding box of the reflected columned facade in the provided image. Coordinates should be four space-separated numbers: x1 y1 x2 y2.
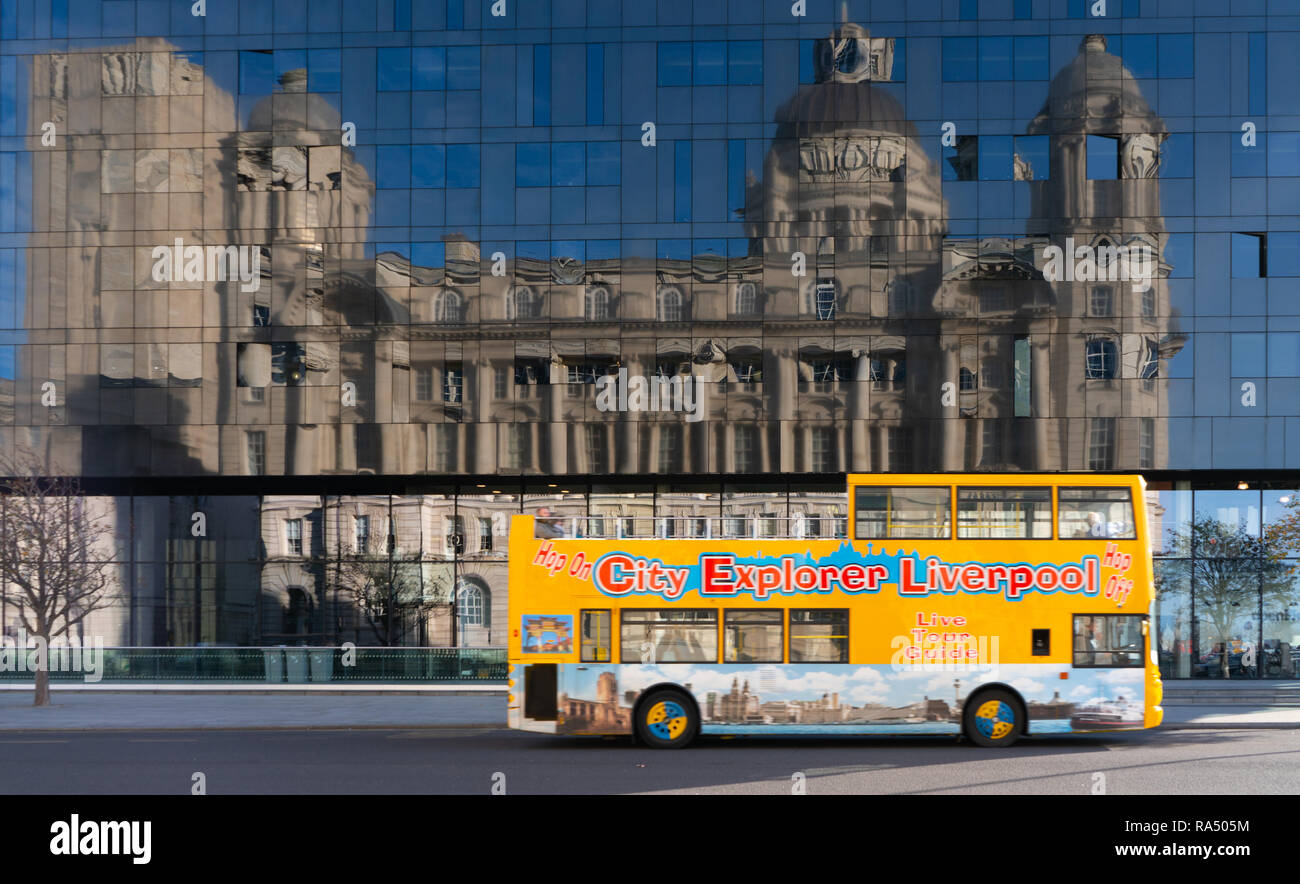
1 2 1298 665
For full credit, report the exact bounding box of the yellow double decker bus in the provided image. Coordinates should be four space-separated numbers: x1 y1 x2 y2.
507 474 1162 748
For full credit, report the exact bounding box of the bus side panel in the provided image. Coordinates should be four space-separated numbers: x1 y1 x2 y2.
551 663 1148 736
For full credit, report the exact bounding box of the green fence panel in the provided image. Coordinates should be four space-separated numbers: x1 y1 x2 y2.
0 647 506 684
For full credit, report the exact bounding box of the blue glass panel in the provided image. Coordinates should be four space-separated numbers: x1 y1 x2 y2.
309 49 341 92
943 38 977 82
728 41 762 85
413 92 446 128
1121 35 1157 81
413 47 447 91
588 241 620 261
1086 135 1118 180
447 47 480 90
240 51 274 95
587 44 604 125
728 139 745 218
799 40 814 84
1232 334 1266 376
1232 233 1263 279
1270 334 1300 377
447 144 480 188
659 42 692 86
1159 34 1193 79
978 37 1012 81
674 141 691 222
1232 132 1266 178
694 42 726 86
1271 233 1300 278
587 143 620 186
377 145 411 188
1269 132 1300 178
552 142 585 186
1160 134 1194 179
516 144 549 186
979 136 1013 181
412 145 446 187
1013 37 1048 81
276 0 308 32
1014 135 1049 181
1249 33 1267 117
534 45 551 126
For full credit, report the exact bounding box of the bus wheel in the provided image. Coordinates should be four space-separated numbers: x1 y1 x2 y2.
963 689 1023 748
636 690 698 749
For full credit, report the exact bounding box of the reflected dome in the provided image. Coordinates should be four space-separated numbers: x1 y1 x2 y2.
1028 35 1168 136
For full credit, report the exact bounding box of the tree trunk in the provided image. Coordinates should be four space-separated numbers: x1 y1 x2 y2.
34 665 51 707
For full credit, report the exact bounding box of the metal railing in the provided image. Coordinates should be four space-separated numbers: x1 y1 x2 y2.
0 647 506 684
538 516 849 540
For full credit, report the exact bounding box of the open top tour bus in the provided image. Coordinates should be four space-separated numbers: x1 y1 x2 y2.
507 473 1162 748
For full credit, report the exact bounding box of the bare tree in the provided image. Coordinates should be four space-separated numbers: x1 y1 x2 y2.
0 449 120 706
1160 515 1290 679
330 549 451 646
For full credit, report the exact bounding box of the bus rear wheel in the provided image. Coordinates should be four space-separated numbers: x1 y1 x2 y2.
635 690 698 749
963 689 1023 748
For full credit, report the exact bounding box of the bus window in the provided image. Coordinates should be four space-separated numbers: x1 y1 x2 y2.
620 610 718 664
1059 487 1136 539
854 487 951 539
957 486 1052 539
789 609 849 663
724 610 783 663
1072 614 1144 668
580 610 611 663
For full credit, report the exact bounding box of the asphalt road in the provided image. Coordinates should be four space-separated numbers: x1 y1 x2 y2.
2 726 1299 794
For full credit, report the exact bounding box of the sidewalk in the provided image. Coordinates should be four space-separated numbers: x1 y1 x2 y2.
1160 706 1300 729
0 684 1297 732
0 689 506 731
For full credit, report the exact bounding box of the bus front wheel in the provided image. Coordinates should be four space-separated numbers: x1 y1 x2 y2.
962 689 1024 748
635 690 699 749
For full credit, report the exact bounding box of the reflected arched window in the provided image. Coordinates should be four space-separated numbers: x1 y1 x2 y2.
657 424 682 473
981 358 1003 389
959 367 977 391
734 425 758 473
456 579 487 627
1139 338 1159 380
872 353 906 391
887 280 911 316
507 285 541 320
734 282 759 316
1085 337 1119 379
657 285 685 322
1089 285 1114 317
435 289 465 324
585 285 610 321
807 278 837 319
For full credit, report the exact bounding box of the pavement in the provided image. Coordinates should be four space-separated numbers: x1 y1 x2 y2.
0 689 506 731
0 681 1298 732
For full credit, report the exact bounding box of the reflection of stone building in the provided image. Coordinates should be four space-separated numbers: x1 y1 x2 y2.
14 26 1183 484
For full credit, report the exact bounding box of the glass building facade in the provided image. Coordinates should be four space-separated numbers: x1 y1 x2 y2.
0 0 1298 669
